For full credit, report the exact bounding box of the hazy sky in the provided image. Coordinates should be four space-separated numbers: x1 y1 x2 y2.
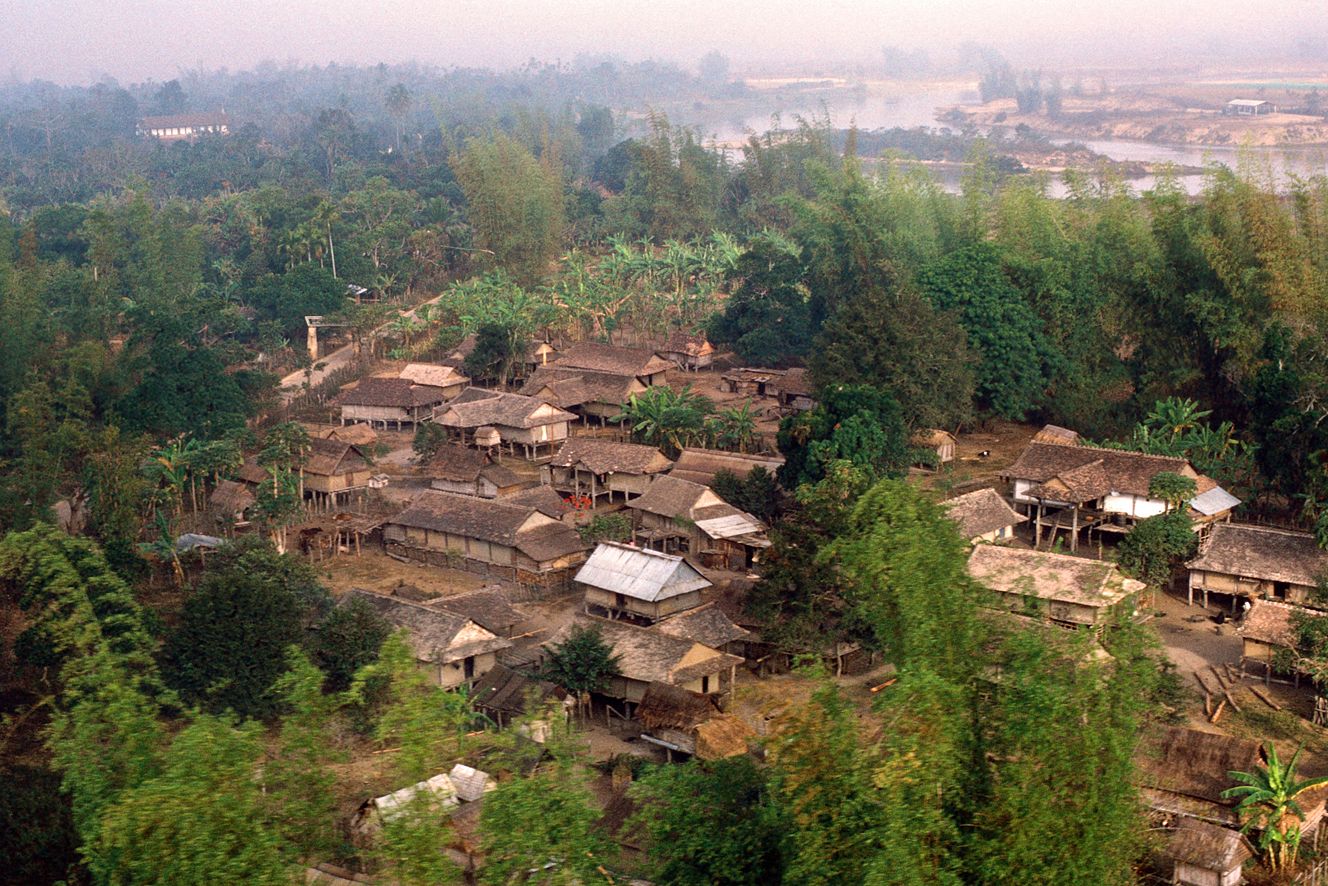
4 0 1327 85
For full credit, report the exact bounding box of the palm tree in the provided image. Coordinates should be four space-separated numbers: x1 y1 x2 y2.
613 385 713 458
711 401 759 453
1224 743 1328 873
310 200 340 279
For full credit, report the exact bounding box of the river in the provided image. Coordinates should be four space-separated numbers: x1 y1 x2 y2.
680 81 1328 196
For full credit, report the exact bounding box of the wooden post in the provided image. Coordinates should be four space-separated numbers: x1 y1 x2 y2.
1070 505 1079 552
1034 502 1043 549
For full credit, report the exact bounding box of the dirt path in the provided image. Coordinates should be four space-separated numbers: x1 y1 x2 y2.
277 290 450 404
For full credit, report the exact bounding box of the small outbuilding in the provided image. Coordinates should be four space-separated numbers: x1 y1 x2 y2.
656 331 715 371
469 663 566 728
1239 598 1323 684
1225 98 1274 116
577 542 711 625
209 479 256 531
912 429 957 467
943 487 1026 544
1165 818 1253 886
636 682 752 761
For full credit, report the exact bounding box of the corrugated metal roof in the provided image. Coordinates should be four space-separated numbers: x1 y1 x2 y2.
371 773 458 821
693 512 764 540
1190 486 1241 516
575 542 711 602
449 764 495 802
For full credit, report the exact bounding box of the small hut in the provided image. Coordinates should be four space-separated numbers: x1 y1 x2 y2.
1240 598 1322 685
656 331 715 371
912 429 957 467
942 487 1026 544
470 663 565 728
209 479 255 531
1165 819 1253 886
1032 423 1081 446
636 682 752 761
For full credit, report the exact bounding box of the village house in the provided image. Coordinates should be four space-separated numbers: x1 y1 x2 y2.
398 363 470 399
383 490 588 591
629 475 770 570
1186 523 1328 611
345 589 511 688
433 388 575 459
967 545 1145 629
577 542 711 625
652 602 753 659
334 377 451 430
543 617 743 708
1238 598 1323 684
303 437 376 510
551 341 673 387
656 331 715 371
943 487 1027 544
912 429 957 467
520 365 647 426
428 444 524 499
136 112 231 140
1004 440 1240 551
1137 725 1328 849
635 682 753 762
542 438 673 505
668 448 784 488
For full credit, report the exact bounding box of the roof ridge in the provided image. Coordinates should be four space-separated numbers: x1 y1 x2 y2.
1050 441 1188 463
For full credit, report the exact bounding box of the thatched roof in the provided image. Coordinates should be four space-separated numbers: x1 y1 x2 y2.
521 366 643 408
1240 598 1317 649
1136 726 1262 808
388 491 586 563
576 542 711 602
335 377 450 408
469 663 562 715
722 367 784 385
549 438 673 476
429 589 524 635
653 603 752 648
912 429 956 449
545 618 742 686
779 367 813 397
502 485 568 519
1188 523 1328 588
399 363 469 389
346 589 511 663
1165 819 1253 871
1032 424 1081 446
694 715 754 760
670 448 784 488
633 476 769 546
305 438 372 478
943 488 1026 539
658 331 713 358
632 475 723 518
236 458 268 485
210 479 255 514
637 682 719 730
436 388 575 430
428 445 491 482
968 546 1145 609
321 423 379 446
552 342 673 379
1009 441 1237 512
